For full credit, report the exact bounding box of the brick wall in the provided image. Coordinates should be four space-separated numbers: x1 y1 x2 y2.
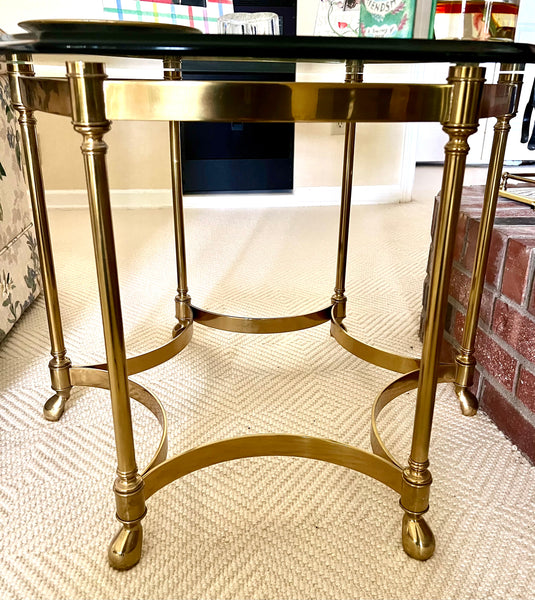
423 186 535 463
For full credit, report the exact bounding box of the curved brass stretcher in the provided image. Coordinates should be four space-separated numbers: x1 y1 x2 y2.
3 36 526 571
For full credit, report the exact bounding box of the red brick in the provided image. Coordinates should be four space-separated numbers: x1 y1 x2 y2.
480 380 535 463
454 311 517 391
529 278 535 318
453 309 465 345
475 329 517 392
445 302 455 336
453 213 468 263
486 228 508 288
480 287 495 327
440 337 455 364
462 221 507 289
471 367 481 396
516 367 535 414
494 197 534 217
501 238 535 305
493 299 535 363
449 267 471 308
461 186 486 203
463 218 480 272
448 273 493 327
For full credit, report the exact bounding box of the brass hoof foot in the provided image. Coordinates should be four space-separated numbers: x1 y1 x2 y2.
108 523 143 570
43 393 67 421
402 513 435 561
455 385 479 417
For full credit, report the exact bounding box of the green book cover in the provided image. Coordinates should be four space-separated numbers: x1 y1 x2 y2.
359 0 435 39
359 0 415 38
313 1 436 39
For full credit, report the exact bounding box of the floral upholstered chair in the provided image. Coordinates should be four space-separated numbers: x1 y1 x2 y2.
0 73 40 342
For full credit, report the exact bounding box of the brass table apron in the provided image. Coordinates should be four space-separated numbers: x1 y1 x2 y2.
6 52 523 570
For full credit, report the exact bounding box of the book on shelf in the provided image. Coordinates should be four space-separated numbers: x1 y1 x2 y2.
314 0 437 39
412 0 438 39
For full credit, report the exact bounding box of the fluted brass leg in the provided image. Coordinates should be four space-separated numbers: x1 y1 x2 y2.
402 64 485 559
7 54 72 420
454 63 525 416
164 58 191 334
66 61 146 569
332 61 363 321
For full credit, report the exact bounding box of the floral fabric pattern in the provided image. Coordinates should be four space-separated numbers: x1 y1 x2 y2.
0 74 40 342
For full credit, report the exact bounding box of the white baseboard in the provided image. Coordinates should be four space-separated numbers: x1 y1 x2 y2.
46 185 406 210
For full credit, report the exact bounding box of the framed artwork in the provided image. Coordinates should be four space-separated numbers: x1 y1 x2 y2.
102 0 235 33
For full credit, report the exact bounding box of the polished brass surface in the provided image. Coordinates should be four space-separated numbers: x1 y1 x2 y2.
410 64 484 462
499 188 535 206
370 365 455 469
192 305 331 334
164 57 192 333
330 314 420 373
70 367 168 474
502 171 535 187
454 64 524 416
19 76 72 117
90 314 193 376
104 80 452 123
7 53 73 421
143 434 403 500
332 61 363 321
400 65 485 559
66 60 146 561
479 83 517 119
401 512 435 561
9 45 519 570
500 171 535 206
108 522 143 571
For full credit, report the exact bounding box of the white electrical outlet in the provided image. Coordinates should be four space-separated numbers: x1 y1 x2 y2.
331 122 345 135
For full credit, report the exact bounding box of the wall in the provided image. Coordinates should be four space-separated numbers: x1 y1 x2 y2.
2 1 415 206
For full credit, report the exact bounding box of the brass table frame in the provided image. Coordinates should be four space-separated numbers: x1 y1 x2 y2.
5 51 524 570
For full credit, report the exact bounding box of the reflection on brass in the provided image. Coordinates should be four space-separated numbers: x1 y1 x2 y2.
371 366 456 470
401 64 485 559
401 512 435 561
9 46 519 569
332 60 363 321
500 171 535 206
105 80 452 123
499 188 535 206
108 522 143 571
330 315 420 373
19 76 72 116
479 83 516 119
502 171 535 188
67 60 146 569
454 64 524 416
192 305 331 334
89 315 193 376
143 434 403 500
6 54 73 421
70 367 168 474
164 57 192 333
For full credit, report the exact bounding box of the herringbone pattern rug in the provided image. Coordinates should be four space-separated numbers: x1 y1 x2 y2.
1 200 534 599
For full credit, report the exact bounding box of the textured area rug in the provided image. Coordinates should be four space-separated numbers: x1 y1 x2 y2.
0 201 534 599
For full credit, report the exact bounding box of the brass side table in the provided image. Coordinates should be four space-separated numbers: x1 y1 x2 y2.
2 22 533 570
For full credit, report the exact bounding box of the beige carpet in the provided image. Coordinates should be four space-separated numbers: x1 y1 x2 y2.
1 197 534 599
